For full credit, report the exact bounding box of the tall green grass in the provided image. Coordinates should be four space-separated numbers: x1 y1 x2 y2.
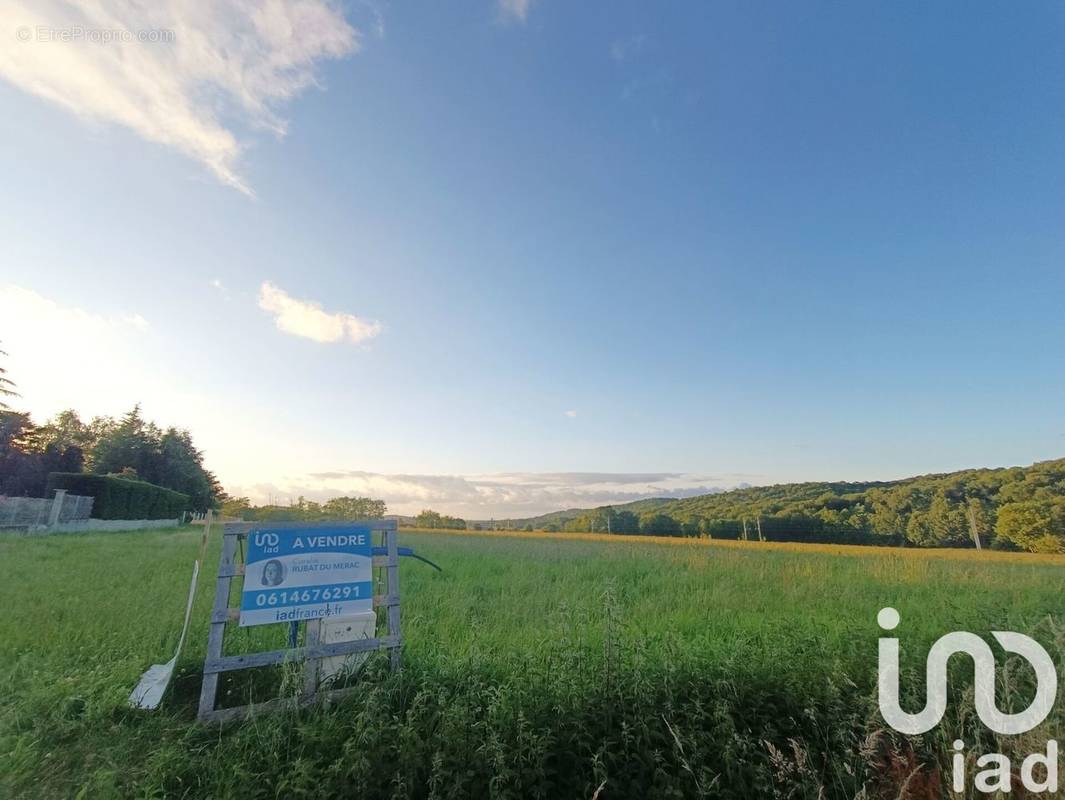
0 528 1061 798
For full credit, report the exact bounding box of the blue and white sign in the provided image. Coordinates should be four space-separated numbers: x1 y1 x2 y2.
239 526 373 627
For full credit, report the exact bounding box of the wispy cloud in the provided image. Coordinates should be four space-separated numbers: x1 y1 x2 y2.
498 0 533 24
563 409 577 418
0 284 153 415
257 281 381 345
0 0 359 194
0 284 149 334
208 277 232 301
610 34 646 63
230 470 761 518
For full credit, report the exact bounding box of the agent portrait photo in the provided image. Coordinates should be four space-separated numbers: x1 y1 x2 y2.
261 559 286 587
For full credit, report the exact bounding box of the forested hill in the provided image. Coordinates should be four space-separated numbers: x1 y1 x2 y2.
469 498 672 532
531 458 1065 553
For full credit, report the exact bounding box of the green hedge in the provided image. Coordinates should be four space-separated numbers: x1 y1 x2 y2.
46 473 190 521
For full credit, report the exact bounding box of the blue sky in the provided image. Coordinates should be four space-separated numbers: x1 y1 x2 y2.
1 1 1064 516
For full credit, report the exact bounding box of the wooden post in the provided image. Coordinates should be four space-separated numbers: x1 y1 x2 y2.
198 527 236 720
303 619 322 694
386 525 401 671
198 509 213 561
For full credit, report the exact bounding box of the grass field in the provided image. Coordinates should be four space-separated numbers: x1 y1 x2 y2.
1 527 1062 798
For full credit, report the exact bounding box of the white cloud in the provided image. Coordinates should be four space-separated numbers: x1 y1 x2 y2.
610 34 646 63
498 0 533 23
0 284 149 336
0 0 358 194
257 281 381 345
124 313 150 330
564 409 577 418
230 470 762 518
0 284 156 417
0 284 336 490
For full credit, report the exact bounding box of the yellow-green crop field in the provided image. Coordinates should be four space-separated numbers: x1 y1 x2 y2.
1 527 1062 798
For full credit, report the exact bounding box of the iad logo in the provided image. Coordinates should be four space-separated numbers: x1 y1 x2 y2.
876 608 1059 794
877 607 1057 735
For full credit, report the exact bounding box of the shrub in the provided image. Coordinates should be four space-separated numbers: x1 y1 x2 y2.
46 473 189 520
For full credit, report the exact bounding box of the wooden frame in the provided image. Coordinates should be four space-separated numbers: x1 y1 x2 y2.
197 519 401 723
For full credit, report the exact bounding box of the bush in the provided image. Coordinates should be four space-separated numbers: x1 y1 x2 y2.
46 473 189 520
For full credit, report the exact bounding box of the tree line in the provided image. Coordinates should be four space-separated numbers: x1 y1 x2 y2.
1 345 224 513
549 459 1065 553
413 509 467 530
222 495 388 522
1 405 222 512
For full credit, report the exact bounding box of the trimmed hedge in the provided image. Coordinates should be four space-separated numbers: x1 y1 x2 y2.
46 473 190 521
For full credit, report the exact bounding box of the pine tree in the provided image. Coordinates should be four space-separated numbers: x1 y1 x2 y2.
0 343 19 411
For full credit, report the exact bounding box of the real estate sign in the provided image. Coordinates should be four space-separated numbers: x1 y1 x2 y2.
239 526 374 627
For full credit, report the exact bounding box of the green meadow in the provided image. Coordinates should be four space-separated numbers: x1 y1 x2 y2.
1 527 1062 799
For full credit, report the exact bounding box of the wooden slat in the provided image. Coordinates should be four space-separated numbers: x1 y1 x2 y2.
197 529 236 720
386 528 402 671
303 618 322 694
199 684 360 724
203 635 400 674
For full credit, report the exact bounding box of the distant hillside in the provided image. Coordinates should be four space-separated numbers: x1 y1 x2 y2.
488 459 1065 553
468 508 585 530
468 498 672 531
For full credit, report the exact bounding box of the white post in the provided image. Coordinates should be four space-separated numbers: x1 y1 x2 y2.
966 502 983 550
47 489 67 528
